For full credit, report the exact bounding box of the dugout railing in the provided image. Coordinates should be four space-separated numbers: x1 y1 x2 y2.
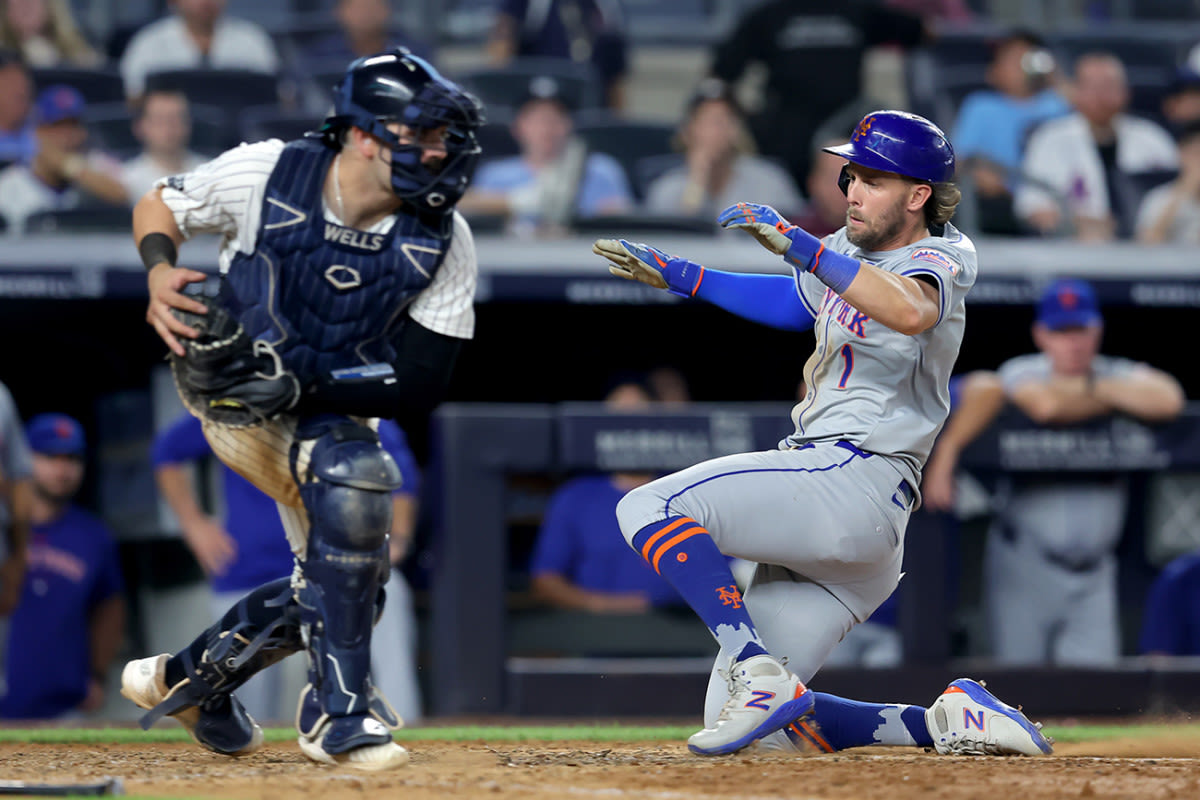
429 402 1200 718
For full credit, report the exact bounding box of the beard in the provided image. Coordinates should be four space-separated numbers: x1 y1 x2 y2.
845 200 908 251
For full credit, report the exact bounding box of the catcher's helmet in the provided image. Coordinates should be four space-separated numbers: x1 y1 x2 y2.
321 48 486 213
823 110 955 186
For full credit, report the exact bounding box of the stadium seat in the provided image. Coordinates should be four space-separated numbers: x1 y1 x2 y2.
24 206 132 235
453 58 605 113
31 66 125 105
143 69 281 116
572 113 676 201
634 152 683 199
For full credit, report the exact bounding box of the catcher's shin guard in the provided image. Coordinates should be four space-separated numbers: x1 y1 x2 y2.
291 417 404 762
126 578 304 752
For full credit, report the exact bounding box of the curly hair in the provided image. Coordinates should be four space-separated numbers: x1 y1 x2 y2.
923 181 962 228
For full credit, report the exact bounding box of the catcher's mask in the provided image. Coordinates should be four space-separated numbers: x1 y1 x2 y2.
320 48 486 214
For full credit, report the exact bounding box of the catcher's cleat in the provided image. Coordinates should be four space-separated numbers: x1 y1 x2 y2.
121 654 264 756
295 683 409 771
925 678 1054 756
687 654 814 756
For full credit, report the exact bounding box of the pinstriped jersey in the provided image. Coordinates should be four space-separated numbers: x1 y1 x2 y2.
156 139 477 340
783 222 978 487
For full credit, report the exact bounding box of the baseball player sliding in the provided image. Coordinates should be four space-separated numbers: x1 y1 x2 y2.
594 110 1054 757
120 49 484 770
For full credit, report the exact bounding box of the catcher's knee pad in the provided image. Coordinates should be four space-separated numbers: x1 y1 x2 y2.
138 578 303 729
292 417 401 551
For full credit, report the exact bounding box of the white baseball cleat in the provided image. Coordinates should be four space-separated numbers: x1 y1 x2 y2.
687 654 814 756
925 678 1054 756
120 654 264 756
295 684 409 771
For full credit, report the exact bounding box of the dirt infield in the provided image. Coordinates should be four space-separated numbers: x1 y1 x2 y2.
3 729 1200 800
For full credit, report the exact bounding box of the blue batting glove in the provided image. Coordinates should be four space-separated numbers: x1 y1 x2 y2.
592 238 705 298
717 202 823 271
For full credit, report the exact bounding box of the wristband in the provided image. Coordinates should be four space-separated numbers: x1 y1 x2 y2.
782 228 860 295
139 232 178 271
662 258 705 298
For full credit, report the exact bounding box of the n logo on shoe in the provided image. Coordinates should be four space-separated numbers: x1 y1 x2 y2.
964 708 985 731
745 690 776 711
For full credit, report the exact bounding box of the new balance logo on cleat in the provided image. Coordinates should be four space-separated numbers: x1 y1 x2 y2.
745 691 776 711
925 678 1054 756
687 654 814 756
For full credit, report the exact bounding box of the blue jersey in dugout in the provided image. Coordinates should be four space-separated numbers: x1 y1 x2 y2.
152 414 422 595
530 475 682 607
1140 551 1200 656
0 507 124 719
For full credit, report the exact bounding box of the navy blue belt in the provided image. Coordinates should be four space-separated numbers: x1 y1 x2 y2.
896 479 915 508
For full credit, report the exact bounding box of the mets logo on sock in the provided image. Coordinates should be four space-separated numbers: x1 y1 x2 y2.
745 690 776 711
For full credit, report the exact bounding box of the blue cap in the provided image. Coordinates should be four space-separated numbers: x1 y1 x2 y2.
25 413 86 456
1036 279 1102 330
33 84 86 125
822 110 955 184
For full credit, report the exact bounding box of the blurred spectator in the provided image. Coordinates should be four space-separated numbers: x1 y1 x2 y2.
0 0 101 67
1161 66 1200 132
923 280 1184 665
459 74 633 236
1015 52 1178 241
884 0 973 23
300 0 434 69
708 1 926 189
121 89 205 201
119 0 280 100
646 365 691 406
642 78 803 222
1140 549 1200 656
0 84 127 233
529 379 682 613
486 0 627 110
790 135 851 239
0 414 125 720
152 414 425 723
951 29 1071 235
0 49 33 169
1136 119 1200 245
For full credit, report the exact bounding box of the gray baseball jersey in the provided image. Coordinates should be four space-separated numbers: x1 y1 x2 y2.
785 222 978 492
984 352 1141 665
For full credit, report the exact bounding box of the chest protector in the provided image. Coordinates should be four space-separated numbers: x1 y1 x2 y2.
219 138 451 382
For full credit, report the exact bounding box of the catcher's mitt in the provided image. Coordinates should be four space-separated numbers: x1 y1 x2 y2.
170 294 300 428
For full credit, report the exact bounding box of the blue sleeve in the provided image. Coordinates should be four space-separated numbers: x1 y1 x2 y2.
1140 569 1184 654
151 414 211 467
528 484 578 578
693 268 817 332
377 420 421 497
579 154 634 215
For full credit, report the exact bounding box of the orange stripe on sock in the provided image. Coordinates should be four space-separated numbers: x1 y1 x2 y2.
796 720 834 753
639 517 694 563
650 526 705 573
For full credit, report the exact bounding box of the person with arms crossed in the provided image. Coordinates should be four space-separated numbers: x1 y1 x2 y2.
592 110 1053 757
119 48 483 770
924 279 1184 665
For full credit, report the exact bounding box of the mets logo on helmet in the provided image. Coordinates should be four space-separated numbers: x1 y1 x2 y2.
853 116 876 141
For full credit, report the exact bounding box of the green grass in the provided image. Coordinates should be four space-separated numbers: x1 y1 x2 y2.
0 722 1197 746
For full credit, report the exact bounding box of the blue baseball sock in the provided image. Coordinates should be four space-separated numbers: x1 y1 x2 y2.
631 516 767 663
785 692 932 751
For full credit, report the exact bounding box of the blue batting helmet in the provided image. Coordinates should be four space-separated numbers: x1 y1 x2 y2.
823 110 955 185
321 48 486 214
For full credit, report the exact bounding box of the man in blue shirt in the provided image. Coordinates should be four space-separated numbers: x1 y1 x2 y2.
1140 550 1200 656
152 414 426 724
952 29 1071 234
0 413 125 720
0 51 35 170
459 74 633 235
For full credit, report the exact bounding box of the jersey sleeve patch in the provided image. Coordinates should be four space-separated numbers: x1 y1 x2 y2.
911 247 958 274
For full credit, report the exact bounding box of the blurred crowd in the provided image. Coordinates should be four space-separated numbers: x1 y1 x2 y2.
1 0 1200 721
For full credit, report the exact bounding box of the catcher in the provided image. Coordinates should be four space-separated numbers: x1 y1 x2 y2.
120 48 484 771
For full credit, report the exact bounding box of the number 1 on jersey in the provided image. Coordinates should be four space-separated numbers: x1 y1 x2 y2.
838 344 854 388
